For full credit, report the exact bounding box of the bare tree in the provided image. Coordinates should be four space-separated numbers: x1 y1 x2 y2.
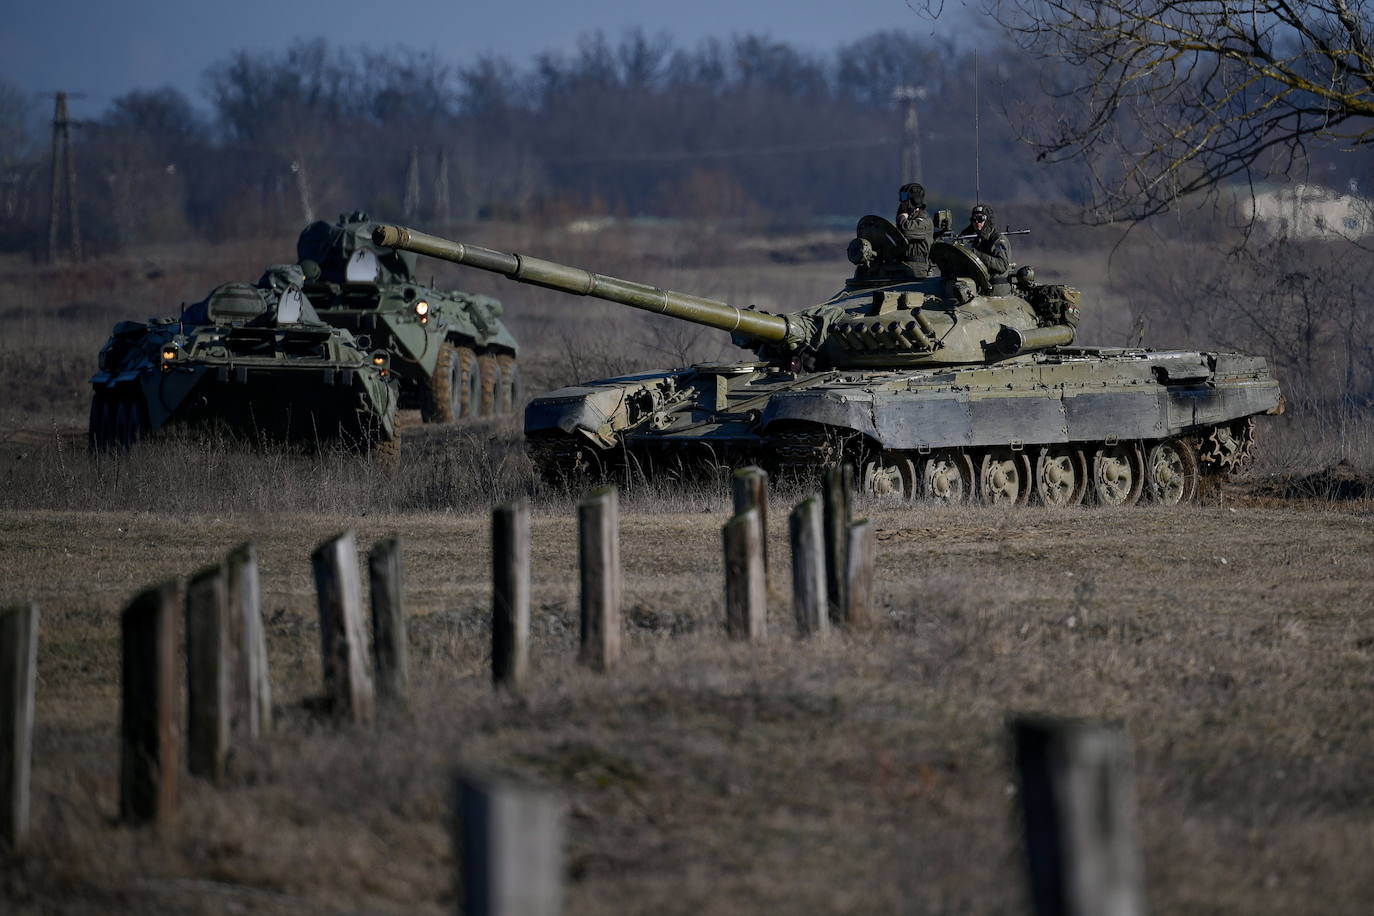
990 0 1374 221
0 79 40 229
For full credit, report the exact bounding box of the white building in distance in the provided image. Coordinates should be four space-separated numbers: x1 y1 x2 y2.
1245 182 1374 240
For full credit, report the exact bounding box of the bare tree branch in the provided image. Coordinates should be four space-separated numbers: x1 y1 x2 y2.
991 0 1374 221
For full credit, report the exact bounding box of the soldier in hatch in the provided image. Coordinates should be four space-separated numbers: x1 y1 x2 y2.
895 182 934 277
958 204 1011 289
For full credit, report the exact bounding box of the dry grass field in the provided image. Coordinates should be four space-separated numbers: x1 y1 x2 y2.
1 223 1373 913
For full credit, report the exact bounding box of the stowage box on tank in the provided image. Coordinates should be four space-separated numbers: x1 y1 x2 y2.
89 264 400 457
297 212 520 423
371 218 1284 506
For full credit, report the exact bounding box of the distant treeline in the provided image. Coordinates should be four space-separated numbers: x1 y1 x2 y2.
0 29 1139 253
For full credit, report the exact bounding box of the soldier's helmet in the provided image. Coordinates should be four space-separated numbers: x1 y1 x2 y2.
899 183 926 207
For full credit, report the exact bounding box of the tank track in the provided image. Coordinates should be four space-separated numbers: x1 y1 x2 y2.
1196 417 1257 475
527 434 604 488
764 419 1261 507
770 426 843 468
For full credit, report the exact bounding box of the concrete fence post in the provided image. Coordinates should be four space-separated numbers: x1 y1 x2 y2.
789 498 828 636
731 466 770 586
120 582 179 826
823 463 854 623
723 507 766 640
578 486 621 671
311 531 375 726
185 565 230 782
492 500 531 688
0 602 39 850
1011 716 1147 916
368 536 410 708
844 518 877 628
226 542 271 738
458 773 565 916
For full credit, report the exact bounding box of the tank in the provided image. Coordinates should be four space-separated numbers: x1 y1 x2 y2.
371 220 1285 505
89 264 401 457
297 211 520 422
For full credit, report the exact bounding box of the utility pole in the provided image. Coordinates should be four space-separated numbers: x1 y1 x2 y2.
290 156 314 224
47 92 82 262
893 85 926 187
434 147 451 225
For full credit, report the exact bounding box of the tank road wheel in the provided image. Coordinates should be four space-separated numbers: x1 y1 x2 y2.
862 452 917 500
1034 447 1088 507
478 353 499 416
496 354 521 415
369 430 402 466
423 343 458 423
1091 443 1145 507
920 450 975 503
458 347 482 418
425 342 482 423
1145 437 1201 505
113 393 147 450
978 448 1032 505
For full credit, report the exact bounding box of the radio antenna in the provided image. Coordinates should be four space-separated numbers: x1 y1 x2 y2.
974 49 981 205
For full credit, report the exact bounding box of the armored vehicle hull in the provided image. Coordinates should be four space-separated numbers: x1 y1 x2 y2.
374 222 1284 505
298 212 520 423
525 346 1280 505
90 273 400 456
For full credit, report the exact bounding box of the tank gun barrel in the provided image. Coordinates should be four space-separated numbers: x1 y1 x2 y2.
372 224 792 344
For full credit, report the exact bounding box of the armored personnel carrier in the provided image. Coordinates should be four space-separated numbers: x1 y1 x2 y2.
297 212 520 422
89 265 400 456
372 220 1284 505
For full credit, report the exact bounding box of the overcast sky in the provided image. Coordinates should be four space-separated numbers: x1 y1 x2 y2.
2 0 978 118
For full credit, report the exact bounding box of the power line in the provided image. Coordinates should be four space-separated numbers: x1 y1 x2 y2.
548 135 897 166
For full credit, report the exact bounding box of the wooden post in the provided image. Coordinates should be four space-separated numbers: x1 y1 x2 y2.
226 542 271 738
1 603 38 850
492 500 530 688
789 498 828 636
458 774 564 916
120 582 179 826
1011 716 1147 916
723 507 766 640
368 536 409 708
311 531 375 726
185 565 230 783
579 486 621 671
823 463 854 624
844 519 877 628
731 466 770 586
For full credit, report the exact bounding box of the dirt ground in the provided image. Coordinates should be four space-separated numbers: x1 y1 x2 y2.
2 485 1373 914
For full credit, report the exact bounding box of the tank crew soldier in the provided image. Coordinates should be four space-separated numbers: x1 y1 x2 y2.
896 182 934 277
959 204 1011 290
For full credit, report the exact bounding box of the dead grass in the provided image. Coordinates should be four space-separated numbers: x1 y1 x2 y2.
3 223 1374 913
2 499 1374 914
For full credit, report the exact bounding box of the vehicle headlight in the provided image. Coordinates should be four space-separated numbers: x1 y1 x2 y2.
414 300 430 317
162 346 178 362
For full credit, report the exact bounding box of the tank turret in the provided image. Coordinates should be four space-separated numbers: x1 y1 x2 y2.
371 223 1078 371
